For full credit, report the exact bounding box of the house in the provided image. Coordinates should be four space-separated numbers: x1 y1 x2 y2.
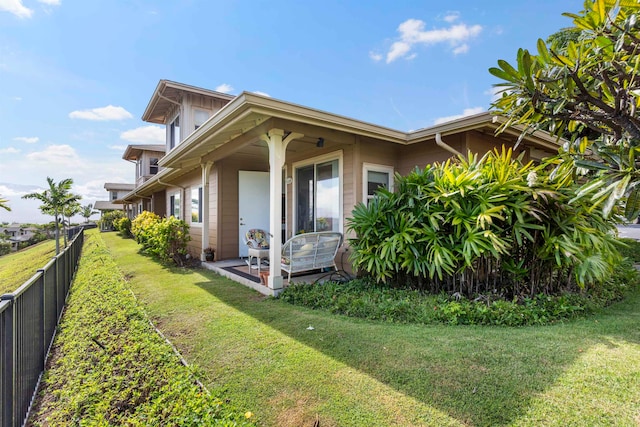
0 223 37 251
121 79 561 295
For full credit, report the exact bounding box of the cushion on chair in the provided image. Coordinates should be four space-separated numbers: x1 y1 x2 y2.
246 229 269 249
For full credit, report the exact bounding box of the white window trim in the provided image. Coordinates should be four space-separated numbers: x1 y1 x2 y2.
190 186 203 227
363 163 394 205
291 150 344 234
170 191 182 219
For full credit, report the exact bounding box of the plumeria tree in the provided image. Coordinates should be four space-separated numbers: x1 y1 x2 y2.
0 196 10 211
23 177 81 254
490 0 640 219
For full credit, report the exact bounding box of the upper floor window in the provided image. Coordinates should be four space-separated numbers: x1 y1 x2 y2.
194 109 209 130
136 159 143 178
169 116 180 149
363 163 394 206
110 191 118 201
150 158 159 175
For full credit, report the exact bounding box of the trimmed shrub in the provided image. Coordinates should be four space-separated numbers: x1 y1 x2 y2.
129 212 191 266
113 216 132 238
131 211 161 247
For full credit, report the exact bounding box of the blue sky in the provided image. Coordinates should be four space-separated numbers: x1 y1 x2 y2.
0 0 584 223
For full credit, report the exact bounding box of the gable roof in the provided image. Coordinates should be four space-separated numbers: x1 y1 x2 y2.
142 79 236 124
158 91 562 169
122 144 166 161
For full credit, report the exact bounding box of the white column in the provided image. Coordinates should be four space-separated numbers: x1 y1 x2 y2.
264 129 285 291
200 161 213 261
262 130 304 292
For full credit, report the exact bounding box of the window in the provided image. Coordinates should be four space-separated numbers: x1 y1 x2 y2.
110 191 118 201
149 158 159 175
170 192 181 219
169 116 180 149
294 154 341 234
194 109 209 130
136 159 143 178
191 186 202 223
138 204 142 215
363 163 394 206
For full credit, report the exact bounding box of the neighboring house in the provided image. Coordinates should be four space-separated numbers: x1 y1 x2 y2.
0 223 36 251
95 183 135 227
120 79 562 295
121 145 166 218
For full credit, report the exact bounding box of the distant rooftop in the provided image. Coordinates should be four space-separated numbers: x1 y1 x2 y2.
104 183 135 191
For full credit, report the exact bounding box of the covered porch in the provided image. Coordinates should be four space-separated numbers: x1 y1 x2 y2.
201 258 350 294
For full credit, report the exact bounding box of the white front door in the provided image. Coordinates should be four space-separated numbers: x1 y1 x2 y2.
238 171 270 257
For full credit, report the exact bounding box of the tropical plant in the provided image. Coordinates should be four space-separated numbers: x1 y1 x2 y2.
347 148 620 298
98 210 125 231
489 0 640 220
22 177 81 254
0 196 10 211
80 203 98 223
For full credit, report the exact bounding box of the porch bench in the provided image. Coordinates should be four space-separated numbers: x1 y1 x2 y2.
281 231 343 281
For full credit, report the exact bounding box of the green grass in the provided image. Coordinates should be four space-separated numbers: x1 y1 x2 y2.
0 239 56 294
102 232 640 427
30 230 252 426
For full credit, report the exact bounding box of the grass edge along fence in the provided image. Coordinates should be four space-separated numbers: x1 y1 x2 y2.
0 228 84 427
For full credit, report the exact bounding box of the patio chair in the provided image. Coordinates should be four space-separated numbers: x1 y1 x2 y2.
244 229 270 274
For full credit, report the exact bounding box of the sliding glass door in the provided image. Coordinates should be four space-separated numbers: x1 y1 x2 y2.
295 158 340 234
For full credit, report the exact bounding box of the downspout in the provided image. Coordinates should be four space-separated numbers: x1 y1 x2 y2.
435 133 463 157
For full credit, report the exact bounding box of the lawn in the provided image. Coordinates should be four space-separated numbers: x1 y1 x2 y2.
0 239 56 294
102 232 640 426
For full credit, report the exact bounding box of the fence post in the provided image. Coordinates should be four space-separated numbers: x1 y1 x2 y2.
1 295 16 427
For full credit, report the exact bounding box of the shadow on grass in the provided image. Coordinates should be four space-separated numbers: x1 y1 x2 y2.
193 276 640 426
104 233 639 425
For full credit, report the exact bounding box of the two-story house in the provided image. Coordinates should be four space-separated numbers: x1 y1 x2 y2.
121 79 562 295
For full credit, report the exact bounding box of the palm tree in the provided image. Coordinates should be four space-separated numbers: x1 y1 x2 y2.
80 203 98 223
23 177 81 254
0 196 10 211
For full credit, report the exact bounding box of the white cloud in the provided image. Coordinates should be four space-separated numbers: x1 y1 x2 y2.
12 96 22 101
26 144 82 168
215 83 233 93
120 125 165 143
452 44 469 55
385 17 482 63
0 0 33 18
443 12 460 23
484 86 503 102
108 144 127 151
38 0 60 5
251 91 271 97
369 51 383 62
0 183 41 197
13 136 38 144
433 107 484 125
0 147 20 154
69 105 133 121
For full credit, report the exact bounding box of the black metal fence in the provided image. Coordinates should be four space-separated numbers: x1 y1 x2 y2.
0 229 84 427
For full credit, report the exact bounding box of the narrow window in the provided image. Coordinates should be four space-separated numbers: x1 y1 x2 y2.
169 116 181 149
191 187 202 223
170 193 181 219
194 109 209 130
149 158 159 175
